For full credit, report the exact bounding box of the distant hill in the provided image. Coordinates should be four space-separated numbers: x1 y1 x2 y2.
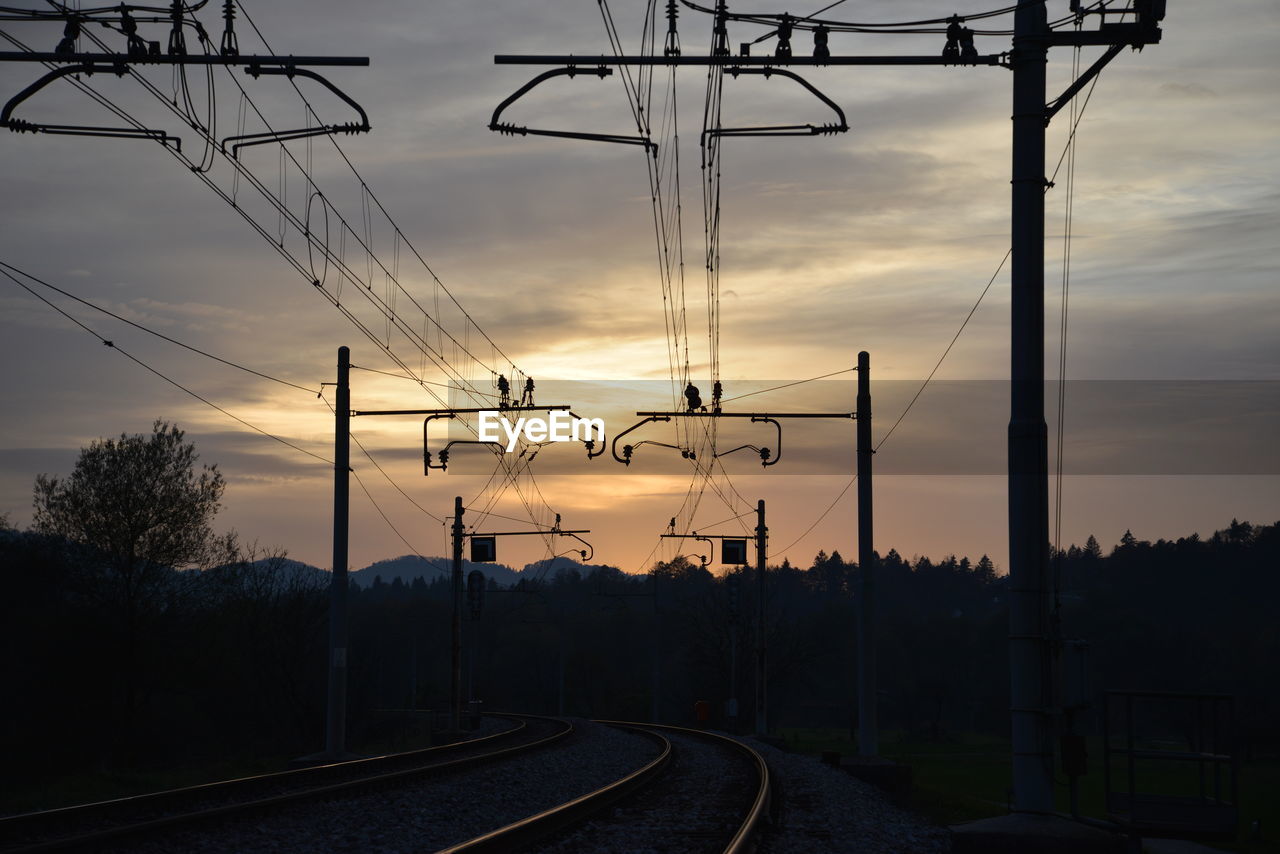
350 555 520 588
244 554 620 590
517 556 617 582
249 556 327 579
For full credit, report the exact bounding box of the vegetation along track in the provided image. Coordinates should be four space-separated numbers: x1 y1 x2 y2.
442 720 771 854
0 713 571 852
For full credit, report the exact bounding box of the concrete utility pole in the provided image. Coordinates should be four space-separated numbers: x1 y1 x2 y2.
1007 0 1054 813
451 496 465 732
856 351 876 757
652 573 662 723
755 499 767 736
325 346 351 758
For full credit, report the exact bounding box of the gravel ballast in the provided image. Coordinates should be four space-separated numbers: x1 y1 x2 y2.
115 719 659 854
745 737 950 854
531 729 756 854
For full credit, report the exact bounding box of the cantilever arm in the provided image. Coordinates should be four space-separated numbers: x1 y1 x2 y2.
610 414 672 465
2 63 180 148
221 65 370 158
692 534 713 566
706 67 848 138
491 66 655 151
561 532 594 562
713 415 782 466
422 413 455 474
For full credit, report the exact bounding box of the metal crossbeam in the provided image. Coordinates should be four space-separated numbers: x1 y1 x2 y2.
351 405 570 416
635 410 854 419
495 54 1006 67
0 52 368 65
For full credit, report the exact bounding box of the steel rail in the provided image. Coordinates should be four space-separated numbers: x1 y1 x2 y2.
606 721 772 854
437 724 672 854
0 713 571 853
441 719 771 854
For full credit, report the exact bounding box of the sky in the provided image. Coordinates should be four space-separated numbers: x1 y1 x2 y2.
1 0 1276 575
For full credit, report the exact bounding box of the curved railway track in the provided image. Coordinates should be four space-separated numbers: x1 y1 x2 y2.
443 720 771 854
0 713 571 853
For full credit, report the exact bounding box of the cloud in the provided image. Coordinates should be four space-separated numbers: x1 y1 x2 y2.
0 0 1275 571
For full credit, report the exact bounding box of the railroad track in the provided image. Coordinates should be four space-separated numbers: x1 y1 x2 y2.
0 713 571 853
442 720 771 854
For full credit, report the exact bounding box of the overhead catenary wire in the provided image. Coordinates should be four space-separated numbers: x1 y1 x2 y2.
11 16 568 537
349 363 502 400
317 393 447 526
232 1 527 388
43 12 512 426
777 68 1107 559
229 1 568 532
2 264 332 465
719 368 857 404
1053 33 1088 601
350 468 450 574
680 0 1103 36
0 259 319 395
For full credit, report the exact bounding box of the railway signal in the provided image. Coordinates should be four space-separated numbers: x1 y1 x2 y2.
448 500 591 731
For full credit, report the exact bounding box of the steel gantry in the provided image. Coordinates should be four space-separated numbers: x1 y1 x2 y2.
0 3 369 152
488 0 1165 812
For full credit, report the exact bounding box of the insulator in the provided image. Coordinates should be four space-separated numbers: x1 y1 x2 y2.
168 16 187 55
942 15 962 61
220 0 239 56
685 383 703 411
121 8 147 57
664 0 681 56
55 17 80 55
713 3 729 57
812 25 830 60
776 15 792 59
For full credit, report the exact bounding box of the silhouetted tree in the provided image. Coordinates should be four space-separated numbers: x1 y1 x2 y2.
975 554 996 583
32 420 236 751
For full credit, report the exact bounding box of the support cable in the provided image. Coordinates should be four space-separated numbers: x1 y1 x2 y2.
7 26 563 538
233 2 567 533
0 259 318 394
350 468 449 572
1053 38 1085 602
2 264 331 464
